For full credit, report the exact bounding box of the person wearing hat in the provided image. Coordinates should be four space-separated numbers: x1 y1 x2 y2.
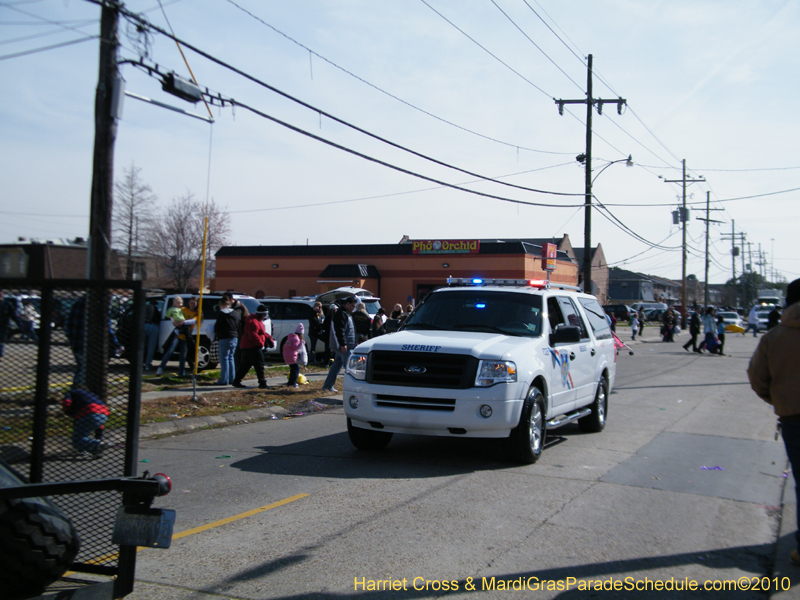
231 304 274 389
283 322 306 388
322 296 357 392
748 278 800 565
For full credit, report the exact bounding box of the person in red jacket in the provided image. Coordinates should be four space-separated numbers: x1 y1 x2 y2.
231 305 274 389
61 389 109 456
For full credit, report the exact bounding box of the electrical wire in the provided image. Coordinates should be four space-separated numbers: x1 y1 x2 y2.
222 0 572 156
0 35 96 60
522 0 585 66
419 0 553 99
116 18 585 199
489 0 583 91
229 97 586 209
0 19 95 45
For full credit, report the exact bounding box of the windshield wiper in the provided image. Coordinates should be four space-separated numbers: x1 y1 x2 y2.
404 323 446 330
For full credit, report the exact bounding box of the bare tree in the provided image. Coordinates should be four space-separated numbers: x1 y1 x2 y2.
146 193 231 292
113 163 157 279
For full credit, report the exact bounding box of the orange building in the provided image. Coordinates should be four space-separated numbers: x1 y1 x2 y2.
214 238 579 307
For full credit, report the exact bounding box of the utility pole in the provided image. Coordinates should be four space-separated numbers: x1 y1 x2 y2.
721 221 738 307
554 54 626 297
89 0 120 281
86 0 120 399
696 191 723 307
662 160 704 327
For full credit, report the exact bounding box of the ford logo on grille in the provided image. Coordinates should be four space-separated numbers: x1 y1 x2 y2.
404 365 427 374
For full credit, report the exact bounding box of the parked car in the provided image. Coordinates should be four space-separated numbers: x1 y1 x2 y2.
602 304 633 323
643 308 667 322
316 287 383 319
117 293 265 370
4 294 42 339
255 298 321 357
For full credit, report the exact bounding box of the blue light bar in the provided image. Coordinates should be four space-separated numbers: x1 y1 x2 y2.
472 278 483 284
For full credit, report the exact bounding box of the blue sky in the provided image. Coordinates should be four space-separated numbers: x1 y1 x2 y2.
1 0 798 284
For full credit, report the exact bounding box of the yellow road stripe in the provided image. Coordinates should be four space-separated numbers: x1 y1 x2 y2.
63 492 310 573
172 493 310 540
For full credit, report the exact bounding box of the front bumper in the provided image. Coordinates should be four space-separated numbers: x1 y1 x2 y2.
343 374 526 438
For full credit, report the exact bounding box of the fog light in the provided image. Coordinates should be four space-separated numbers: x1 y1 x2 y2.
349 396 359 409
479 404 492 418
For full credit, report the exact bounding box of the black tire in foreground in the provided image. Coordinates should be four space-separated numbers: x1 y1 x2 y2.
505 386 546 464
347 418 393 451
0 460 81 599
579 377 608 433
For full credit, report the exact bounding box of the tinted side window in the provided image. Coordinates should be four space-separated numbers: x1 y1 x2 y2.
201 297 221 320
284 303 313 320
261 302 282 320
578 297 612 340
557 296 589 340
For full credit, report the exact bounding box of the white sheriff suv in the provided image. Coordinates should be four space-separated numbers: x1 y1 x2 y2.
344 278 617 464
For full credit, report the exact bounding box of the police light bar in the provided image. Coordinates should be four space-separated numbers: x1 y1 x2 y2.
446 277 550 288
446 277 583 292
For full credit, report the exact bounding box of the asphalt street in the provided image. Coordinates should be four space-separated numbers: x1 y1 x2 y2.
124 326 798 599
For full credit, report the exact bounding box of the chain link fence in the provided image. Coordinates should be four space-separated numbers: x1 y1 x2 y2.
1 279 145 578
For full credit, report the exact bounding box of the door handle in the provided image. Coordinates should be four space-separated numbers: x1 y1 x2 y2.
569 352 576 361
591 348 596 356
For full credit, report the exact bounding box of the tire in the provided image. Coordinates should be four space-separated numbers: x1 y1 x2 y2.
579 377 608 433
196 337 218 371
0 461 80 599
347 418 393 451
505 387 546 464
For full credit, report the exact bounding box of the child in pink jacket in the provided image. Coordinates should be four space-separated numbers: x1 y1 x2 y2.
282 323 305 388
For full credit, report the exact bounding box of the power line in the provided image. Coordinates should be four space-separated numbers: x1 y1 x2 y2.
489 0 583 91
230 96 586 209
222 0 571 156
228 162 577 214
419 0 553 99
118 17 584 199
522 0 585 66
0 35 96 60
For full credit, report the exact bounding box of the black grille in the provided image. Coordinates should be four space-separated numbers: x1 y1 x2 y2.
368 351 478 389
375 394 456 411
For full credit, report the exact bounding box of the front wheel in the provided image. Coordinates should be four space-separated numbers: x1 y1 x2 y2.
504 387 545 464
347 418 393 451
579 378 608 432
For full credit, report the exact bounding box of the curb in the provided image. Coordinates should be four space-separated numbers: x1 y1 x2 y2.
138 395 343 439
138 371 343 439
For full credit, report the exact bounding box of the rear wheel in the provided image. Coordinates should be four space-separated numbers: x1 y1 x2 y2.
347 418 393 451
579 378 608 433
505 387 545 464
196 337 218 371
0 461 80 599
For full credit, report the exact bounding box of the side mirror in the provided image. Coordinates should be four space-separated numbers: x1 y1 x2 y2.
384 318 401 333
549 325 580 346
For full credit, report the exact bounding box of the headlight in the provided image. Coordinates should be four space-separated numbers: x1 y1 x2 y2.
347 354 368 380
475 360 517 387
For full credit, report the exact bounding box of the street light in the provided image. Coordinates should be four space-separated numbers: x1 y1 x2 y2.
576 154 633 295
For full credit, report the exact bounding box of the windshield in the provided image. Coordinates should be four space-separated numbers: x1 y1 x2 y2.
361 299 382 316
403 290 542 337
